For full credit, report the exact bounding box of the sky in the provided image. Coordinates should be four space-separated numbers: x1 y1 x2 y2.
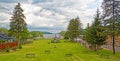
0 0 103 33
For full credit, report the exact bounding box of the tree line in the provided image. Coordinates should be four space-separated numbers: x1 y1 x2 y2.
0 3 44 45
60 0 120 54
0 0 120 54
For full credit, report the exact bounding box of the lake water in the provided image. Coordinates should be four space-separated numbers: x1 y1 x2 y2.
43 34 61 39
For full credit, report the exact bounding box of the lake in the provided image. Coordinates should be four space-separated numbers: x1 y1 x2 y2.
43 34 62 39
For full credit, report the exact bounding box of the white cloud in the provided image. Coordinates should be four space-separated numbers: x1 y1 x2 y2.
0 0 102 32
0 12 11 23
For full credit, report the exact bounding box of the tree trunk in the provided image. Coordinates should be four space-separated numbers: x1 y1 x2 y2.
112 0 115 55
112 35 115 54
94 44 97 51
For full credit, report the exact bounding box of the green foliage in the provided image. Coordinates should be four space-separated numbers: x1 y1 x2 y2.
12 46 18 51
8 3 29 41
30 31 38 38
60 31 69 39
102 0 120 36
39 32 44 37
60 31 66 36
0 40 5 44
51 39 60 43
101 0 120 54
84 9 106 51
18 45 22 49
5 46 10 52
0 28 8 34
0 39 120 61
85 26 106 45
30 31 44 38
67 17 82 41
20 31 30 40
80 29 86 35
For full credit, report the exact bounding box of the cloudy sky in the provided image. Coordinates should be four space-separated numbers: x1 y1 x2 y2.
0 0 102 33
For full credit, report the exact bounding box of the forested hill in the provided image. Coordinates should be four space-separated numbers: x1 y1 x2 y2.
42 31 53 34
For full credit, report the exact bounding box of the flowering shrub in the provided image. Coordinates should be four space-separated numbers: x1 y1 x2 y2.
0 41 18 50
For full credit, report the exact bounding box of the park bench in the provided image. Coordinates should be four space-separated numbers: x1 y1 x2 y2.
44 50 50 54
26 53 35 58
65 53 72 57
100 54 109 59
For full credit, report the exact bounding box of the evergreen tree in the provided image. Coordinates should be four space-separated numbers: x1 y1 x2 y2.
9 3 29 44
84 9 106 51
101 0 120 54
67 17 82 41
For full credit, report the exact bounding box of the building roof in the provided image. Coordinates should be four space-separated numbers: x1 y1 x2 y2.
0 34 14 40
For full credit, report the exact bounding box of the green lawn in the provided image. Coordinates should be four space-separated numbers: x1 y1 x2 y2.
0 39 120 61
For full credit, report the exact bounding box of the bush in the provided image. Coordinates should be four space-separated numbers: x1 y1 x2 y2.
5 46 10 52
51 40 60 43
18 45 22 49
12 46 18 51
0 40 5 44
51 40 54 43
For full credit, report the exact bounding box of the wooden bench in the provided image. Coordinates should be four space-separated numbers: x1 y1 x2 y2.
26 54 35 58
65 53 72 57
45 50 50 54
100 54 109 59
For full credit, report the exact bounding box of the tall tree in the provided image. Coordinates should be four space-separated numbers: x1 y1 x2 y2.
60 31 69 39
9 3 29 44
101 0 120 54
67 17 82 41
30 31 43 38
84 9 106 51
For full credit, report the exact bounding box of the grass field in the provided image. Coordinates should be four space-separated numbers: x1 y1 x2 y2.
0 39 120 61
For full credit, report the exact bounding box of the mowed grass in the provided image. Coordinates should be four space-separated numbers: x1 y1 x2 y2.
0 39 120 61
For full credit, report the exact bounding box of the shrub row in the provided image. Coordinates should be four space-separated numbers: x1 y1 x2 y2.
0 41 18 50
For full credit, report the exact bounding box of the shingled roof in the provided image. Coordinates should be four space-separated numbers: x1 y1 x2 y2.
0 34 14 40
